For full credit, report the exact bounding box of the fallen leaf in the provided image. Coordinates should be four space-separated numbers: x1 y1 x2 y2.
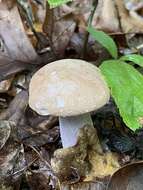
43 3 76 57
115 0 143 33
26 170 55 190
60 181 106 190
0 121 11 149
93 0 120 33
0 90 28 124
0 2 37 61
107 161 143 190
0 2 38 81
0 121 25 178
0 77 14 93
22 126 59 147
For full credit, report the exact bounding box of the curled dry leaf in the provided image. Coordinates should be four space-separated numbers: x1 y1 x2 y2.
0 90 28 124
0 121 25 178
0 77 14 93
0 56 34 81
0 2 38 81
0 120 11 150
92 0 143 34
43 3 76 57
26 169 58 190
31 0 46 24
115 0 143 33
0 2 37 61
22 126 59 147
60 181 106 190
93 0 120 33
107 161 143 190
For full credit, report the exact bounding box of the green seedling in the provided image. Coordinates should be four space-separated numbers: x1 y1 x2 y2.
47 0 72 8
88 26 143 131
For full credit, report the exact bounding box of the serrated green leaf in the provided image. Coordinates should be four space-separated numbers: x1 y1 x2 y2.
87 26 118 59
100 60 143 131
120 54 143 67
47 0 72 8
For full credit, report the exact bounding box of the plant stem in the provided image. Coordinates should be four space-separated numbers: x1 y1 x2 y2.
59 113 93 148
82 0 98 59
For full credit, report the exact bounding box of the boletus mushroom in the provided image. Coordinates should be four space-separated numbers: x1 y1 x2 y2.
29 59 110 148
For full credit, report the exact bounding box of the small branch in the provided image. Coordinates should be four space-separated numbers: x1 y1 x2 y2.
88 0 98 27
82 0 98 59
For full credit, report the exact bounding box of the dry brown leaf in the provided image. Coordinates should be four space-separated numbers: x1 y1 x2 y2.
93 0 120 33
0 121 25 178
0 2 38 81
0 121 11 150
115 0 143 33
0 2 37 61
26 169 58 190
22 126 59 147
107 161 143 190
0 77 13 93
0 56 35 81
0 90 28 123
31 0 46 24
43 3 76 57
60 181 106 190
92 0 143 34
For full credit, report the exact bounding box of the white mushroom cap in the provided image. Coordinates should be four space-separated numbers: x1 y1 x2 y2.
29 59 110 117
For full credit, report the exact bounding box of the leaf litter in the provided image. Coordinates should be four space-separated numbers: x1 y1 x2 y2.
1 0 143 190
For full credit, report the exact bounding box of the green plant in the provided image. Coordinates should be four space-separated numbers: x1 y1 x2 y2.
88 26 143 131
47 0 72 8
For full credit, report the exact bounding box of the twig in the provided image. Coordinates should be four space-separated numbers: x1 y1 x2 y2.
28 145 52 170
8 157 38 177
82 0 98 59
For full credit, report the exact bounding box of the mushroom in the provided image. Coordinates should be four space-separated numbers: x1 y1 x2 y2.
29 59 110 148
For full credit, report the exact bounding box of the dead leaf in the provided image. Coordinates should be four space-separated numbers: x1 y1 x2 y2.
26 171 55 190
0 121 25 178
0 2 38 81
43 3 76 57
115 0 143 33
0 2 37 61
0 77 13 93
22 126 59 147
0 55 35 82
107 161 143 190
0 90 28 124
0 120 11 149
31 0 46 24
92 0 143 34
93 0 120 33
60 181 106 190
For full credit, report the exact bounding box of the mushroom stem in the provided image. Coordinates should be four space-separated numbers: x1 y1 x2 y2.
59 113 93 148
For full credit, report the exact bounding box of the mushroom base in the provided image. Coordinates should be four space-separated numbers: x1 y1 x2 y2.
59 113 93 148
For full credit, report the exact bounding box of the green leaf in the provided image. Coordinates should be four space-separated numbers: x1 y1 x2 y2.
47 0 72 8
87 26 118 59
120 54 143 67
100 60 143 131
